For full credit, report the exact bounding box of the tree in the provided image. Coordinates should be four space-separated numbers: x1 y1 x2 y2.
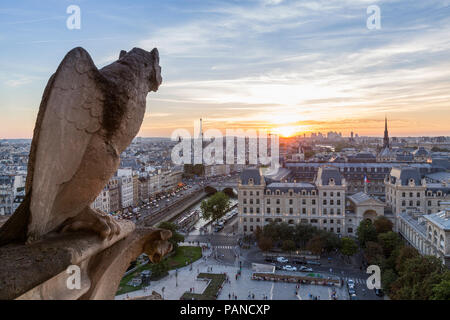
391 255 445 300
374 216 393 234
340 237 358 257
306 235 325 255
200 192 230 223
151 260 169 279
377 232 401 257
356 219 377 247
282 239 296 252
157 221 184 250
395 246 419 274
364 241 384 265
431 271 450 300
258 236 273 252
381 268 398 294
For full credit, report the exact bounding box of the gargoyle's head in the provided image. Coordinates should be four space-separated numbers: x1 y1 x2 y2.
143 229 173 263
118 47 162 93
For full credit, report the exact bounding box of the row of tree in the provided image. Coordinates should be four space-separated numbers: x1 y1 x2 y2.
255 221 358 257
357 217 450 300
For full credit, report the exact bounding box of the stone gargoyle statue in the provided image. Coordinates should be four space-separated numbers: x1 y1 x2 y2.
0 47 173 300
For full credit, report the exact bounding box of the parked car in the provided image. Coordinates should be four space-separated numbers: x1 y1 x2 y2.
282 265 297 272
299 266 313 272
276 257 289 263
348 288 356 295
306 260 321 266
347 279 355 287
375 289 384 297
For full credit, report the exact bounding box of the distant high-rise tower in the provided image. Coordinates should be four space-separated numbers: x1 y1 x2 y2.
383 116 390 148
199 118 203 140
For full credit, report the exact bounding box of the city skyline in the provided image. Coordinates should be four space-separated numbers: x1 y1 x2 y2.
1 0 450 138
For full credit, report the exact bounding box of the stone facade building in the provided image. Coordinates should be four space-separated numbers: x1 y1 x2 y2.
108 177 121 213
385 166 450 230
398 205 450 267
238 166 365 237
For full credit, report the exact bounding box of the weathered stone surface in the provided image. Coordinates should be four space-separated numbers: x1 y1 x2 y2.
0 47 172 300
0 47 162 245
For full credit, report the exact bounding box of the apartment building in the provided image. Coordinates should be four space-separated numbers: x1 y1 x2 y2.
238 166 358 236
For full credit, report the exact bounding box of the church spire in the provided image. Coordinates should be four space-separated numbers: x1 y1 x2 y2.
383 115 389 149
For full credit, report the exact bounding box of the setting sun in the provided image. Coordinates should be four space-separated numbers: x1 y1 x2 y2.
271 126 299 138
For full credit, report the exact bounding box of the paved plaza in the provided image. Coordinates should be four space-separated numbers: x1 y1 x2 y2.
115 247 349 301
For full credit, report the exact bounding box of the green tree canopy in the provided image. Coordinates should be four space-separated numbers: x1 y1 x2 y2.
157 221 184 250
364 241 385 265
374 216 393 234
282 239 296 252
200 192 230 222
377 232 401 257
357 219 378 247
431 271 450 300
340 237 358 257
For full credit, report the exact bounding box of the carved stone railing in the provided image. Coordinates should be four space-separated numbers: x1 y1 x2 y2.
0 220 172 300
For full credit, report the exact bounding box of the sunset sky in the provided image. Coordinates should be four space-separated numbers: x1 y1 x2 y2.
1 0 450 138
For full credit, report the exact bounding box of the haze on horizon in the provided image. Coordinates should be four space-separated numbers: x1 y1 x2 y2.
1 0 450 139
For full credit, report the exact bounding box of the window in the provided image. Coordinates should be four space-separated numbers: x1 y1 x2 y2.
256 191 259 196
243 207 247 213
417 192 420 197
337 209 341 215
330 200 334 205
267 199 270 204
250 191 253 196
250 226 254 232
337 200 341 205
250 218 253 222
331 192 334 197
312 208 316 215
256 207 260 214
243 218 247 222
250 199 253 204
267 207 271 214
337 228 340 233
312 199 316 205
276 199 280 205
276 208 280 214
416 201 420 206
243 199 247 204
323 192 327 197
302 208 306 215
289 208 293 214
302 199 306 205
323 219 327 223
289 199 293 205
348 228 353 233
323 199 327 205
250 207 254 213
244 226 247 232
323 208 327 215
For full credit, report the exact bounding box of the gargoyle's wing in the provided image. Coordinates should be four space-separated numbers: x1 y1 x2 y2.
27 47 104 240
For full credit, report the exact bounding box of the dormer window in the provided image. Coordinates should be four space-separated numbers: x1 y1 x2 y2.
276 190 280 195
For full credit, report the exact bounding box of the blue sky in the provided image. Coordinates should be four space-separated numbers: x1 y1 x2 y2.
1 0 450 138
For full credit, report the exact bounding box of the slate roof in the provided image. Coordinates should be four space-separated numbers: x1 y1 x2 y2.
389 166 422 186
266 182 316 193
317 166 343 185
240 168 262 185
